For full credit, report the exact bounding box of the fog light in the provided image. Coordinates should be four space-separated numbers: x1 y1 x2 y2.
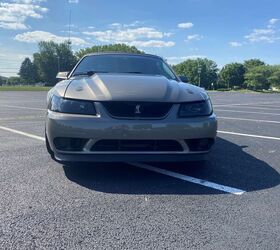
185 138 214 151
53 137 88 151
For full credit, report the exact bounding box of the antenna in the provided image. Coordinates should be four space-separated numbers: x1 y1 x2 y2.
68 8 72 43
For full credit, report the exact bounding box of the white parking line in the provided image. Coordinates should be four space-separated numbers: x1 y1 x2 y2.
1 125 279 143
129 162 245 195
218 130 280 141
1 125 279 194
0 126 45 141
218 116 280 124
218 106 280 111
1 105 45 111
214 101 280 107
215 109 280 116
0 125 247 195
0 115 44 121
253 105 280 109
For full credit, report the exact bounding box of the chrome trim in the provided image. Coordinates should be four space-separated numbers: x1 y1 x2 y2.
83 139 97 152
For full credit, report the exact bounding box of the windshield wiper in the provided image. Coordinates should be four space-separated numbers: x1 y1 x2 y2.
72 71 108 77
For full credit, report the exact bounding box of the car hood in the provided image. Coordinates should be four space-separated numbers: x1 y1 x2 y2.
64 73 207 102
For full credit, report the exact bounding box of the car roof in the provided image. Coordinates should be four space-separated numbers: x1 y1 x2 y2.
84 52 163 60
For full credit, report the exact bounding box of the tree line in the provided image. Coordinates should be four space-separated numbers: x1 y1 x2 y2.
174 58 280 90
1 41 280 90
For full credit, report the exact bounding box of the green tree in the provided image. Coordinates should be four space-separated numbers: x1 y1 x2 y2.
33 41 77 85
268 65 280 88
56 42 77 72
244 59 265 72
6 76 22 85
219 63 245 89
75 44 144 59
244 65 272 90
0 76 7 85
19 57 38 84
173 58 218 89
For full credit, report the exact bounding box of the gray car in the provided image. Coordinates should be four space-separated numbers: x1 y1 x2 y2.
45 53 217 164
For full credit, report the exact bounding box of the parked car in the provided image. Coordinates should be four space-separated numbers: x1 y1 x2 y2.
45 53 217 164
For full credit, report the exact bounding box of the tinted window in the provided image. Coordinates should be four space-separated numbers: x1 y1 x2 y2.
72 55 177 80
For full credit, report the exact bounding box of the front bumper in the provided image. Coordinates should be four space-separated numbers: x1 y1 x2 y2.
46 103 217 162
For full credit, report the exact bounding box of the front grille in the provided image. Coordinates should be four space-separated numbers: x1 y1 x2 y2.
91 140 183 152
102 102 173 118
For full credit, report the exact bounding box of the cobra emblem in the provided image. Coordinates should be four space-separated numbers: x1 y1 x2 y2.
135 104 141 114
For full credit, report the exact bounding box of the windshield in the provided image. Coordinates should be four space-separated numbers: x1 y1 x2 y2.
72 54 178 80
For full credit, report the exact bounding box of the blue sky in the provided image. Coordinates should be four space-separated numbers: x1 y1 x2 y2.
0 0 280 77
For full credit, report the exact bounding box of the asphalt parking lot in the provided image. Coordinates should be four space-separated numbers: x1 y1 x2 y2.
0 91 280 249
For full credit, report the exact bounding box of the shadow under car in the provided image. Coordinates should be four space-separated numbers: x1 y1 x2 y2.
62 137 280 195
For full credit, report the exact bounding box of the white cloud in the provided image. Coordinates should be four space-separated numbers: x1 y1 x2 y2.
12 0 46 3
60 30 79 35
82 26 174 47
229 41 242 47
269 18 278 25
244 19 280 43
184 55 206 59
110 22 121 27
123 20 142 28
185 34 203 41
15 0 46 3
166 56 189 64
83 27 169 42
128 40 175 48
0 21 28 30
164 32 173 37
0 49 32 77
14 31 87 46
109 21 143 28
177 22 193 29
69 0 79 3
245 28 278 43
166 55 206 64
0 2 48 22
0 1 47 30
268 18 279 28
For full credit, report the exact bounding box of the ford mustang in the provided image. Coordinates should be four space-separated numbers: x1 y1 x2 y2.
45 53 217 164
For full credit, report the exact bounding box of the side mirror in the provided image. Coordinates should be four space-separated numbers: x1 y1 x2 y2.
56 71 69 80
179 75 189 83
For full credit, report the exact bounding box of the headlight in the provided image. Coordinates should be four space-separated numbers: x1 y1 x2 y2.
49 95 96 115
178 99 213 117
